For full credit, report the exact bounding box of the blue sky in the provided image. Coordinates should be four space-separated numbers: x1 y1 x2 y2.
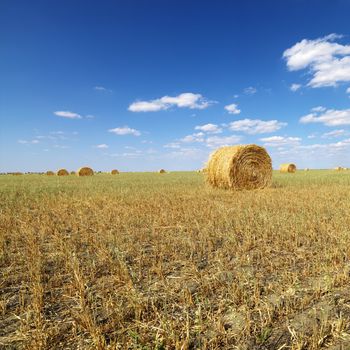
1 0 350 172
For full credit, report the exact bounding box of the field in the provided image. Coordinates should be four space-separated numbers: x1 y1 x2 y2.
1 171 350 349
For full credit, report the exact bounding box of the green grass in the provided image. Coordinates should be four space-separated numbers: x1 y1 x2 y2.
1 170 350 349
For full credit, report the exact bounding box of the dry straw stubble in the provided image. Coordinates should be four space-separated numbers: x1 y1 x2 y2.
77 167 94 176
206 144 272 190
280 163 297 173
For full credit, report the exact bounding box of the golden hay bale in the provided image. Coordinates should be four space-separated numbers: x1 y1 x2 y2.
46 171 55 176
13 172 23 176
206 144 272 190
57 168 69 176
280 163 297 173
111 169 119 175
159 169 166 173
77 167 94 176
70 171 76 175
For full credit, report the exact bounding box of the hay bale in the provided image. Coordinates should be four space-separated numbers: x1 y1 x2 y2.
280 163 297 173
304 168 310 171
13 172 23 176
77 167 94 176
159 169 166 173
111 169 119 175
46 171 55 176
206 144 272 190
57 168 69 176
334 166 344 171
70 171 76 175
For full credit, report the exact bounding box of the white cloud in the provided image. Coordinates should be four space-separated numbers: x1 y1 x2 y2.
283 34 350 87
18 139 40 144
54 111 82 119
260 136 301 147
228 119 287 134
290 83 301 92
164 142 181 149
94 86 112 92
311 106 326 112
300 108 350 126
244 86 257 95
95 144 109 149
128 93 214 112
194 123 222 133
205 135 241 148
224 103 241 114
346 87 350 94
322 129 348 138
108 126 141 136
181 132 205 143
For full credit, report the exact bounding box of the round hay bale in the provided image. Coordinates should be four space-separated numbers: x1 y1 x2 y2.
159 169 166 173
206 144 272 190
304 168 310 171
77 167 94 176
70 171 76 175
280 163 297 173
334 166 344 171
57 168 69 176
46 171 55 176
111 169 119 175
13 172 23 176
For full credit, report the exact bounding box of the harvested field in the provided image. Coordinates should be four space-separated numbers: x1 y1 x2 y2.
1 170 350 349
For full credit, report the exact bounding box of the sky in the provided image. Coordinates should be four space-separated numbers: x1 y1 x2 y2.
1 0 350 172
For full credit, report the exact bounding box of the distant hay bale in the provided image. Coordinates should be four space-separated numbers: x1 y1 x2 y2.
70 171 76 175
13 172 23 176
46 171 55 176
304 168 310 171
280 163 297 173
57 168 69 176
77 167 94 176
206 144 272 190
111 169 119 175
159 169 166 173
334 166 344 171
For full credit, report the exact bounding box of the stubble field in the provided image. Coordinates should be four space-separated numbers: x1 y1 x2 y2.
1 171 350 349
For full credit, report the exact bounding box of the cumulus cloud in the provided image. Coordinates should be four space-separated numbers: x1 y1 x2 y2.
290 83 301 92
181 132 205 143
178 131 241 148
322 129 348 138
244 86 257 95
128 93 214 112
228 119 287 134
347 87 350 94
95 144 109 149
94 86 112 92
18 139 40 144
164 142 181 149
54 111 82 119
283 34 350 87
108 126 141 136
260 136 301 147
194 123 222 133
205 135 241 148
224 103 241 114
311 106 326 113
300 108 350 126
